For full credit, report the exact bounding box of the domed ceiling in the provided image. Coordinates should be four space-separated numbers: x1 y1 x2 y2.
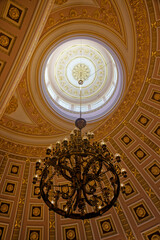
0 0 159 240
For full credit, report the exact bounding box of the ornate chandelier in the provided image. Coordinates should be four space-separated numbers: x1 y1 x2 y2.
33 80 127 219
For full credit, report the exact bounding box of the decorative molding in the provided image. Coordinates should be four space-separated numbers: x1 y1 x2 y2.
0 28 16 55
0 60 6 75
0 154 8 182
122 179 138 200
102 174 135 239
129 200 153 225
0 223 8 240
94 0 150 140
54 0 68 5
0 138 46 157
127 123 160 154
0 0 53 119
135 113 152 128
0 199 13 218
2 0 27 28
45 1 122 35
150 90 160 104
83 219 94 240
62 224 79 240
152 124 160 140
29 204 43 220
119 132 134 147
114 201 135 240
132 145 149 163
110 138 160 212
142 225 160 240
8 162 21 177
49 211 55 240
12 159 30 240
26 227 43 240
2 179 17 196
145 160 160 182
138 102 160 117
97 215 117 238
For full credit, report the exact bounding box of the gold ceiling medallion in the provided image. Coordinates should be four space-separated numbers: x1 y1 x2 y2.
72 63 90 82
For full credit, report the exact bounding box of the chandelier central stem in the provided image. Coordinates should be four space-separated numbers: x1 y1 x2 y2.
80 85 82 119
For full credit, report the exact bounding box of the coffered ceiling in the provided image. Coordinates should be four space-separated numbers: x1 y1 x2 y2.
0 0 159 240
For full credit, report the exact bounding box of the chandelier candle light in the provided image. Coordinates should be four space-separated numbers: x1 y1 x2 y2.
33 79 127 219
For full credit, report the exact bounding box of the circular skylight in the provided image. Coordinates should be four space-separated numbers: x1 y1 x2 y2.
41 37 124 121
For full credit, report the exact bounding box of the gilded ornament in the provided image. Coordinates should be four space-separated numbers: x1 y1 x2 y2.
55 0 68 5
48 18 54 28
125 185 132 194
9 7 20 20
146 188 154 198
0 203 8 213
0 35 9 47
151 51 157 57
32 207 40 216
5 96 18 114
11 166 18 173
83 219 90 224
34 187 40 195
22 178 27 184
136 207 146 218
19 198 25 205
152 92 160 101
136 149 145 158
132 169 138 177
115 203 122 214
14 220 21 228
46 1 121 33
69 9 77 18
102 221 111 232
72 64 90 81
126 232 135 240
123 136 130 144
30 231 39 240
146 77 151 83
139 116 147 124
151 166 159 176
151 234 159 240
140 135 145 141
6 184 14 192
49 220 55 229
82 9 88 17
67 230 75 240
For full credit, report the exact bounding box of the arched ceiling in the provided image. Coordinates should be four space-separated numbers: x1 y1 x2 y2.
0 0 159 240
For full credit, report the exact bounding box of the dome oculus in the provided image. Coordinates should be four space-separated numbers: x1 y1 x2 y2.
42 38 124 121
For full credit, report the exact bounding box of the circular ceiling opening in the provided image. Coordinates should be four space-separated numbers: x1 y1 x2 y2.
41 37 124 121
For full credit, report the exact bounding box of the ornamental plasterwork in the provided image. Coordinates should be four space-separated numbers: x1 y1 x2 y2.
5 96 18 114
94 0 150 140
0 138 46 157
2 0 27 28
0 74 65 136
54 0 68 5
44 0 122 36
0 0 152 149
